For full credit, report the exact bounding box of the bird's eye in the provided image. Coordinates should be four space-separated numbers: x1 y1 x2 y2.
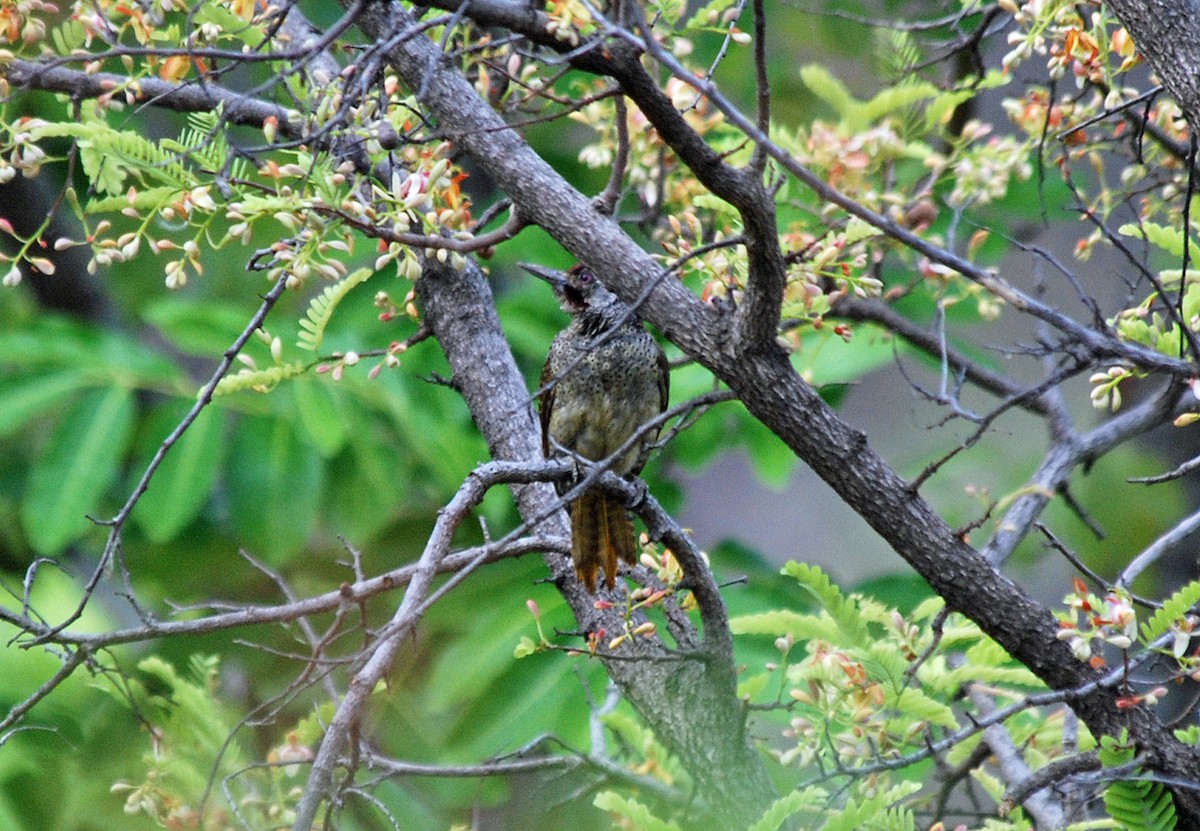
578 270 594 284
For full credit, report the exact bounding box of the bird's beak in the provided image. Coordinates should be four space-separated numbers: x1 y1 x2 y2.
520 262 568 289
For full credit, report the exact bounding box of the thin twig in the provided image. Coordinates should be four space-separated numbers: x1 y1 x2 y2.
27 272 291 646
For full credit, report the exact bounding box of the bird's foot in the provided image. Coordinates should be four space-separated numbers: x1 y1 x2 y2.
624 476 650 510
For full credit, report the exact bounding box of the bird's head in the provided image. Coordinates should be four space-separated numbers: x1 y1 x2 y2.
521 262 620 315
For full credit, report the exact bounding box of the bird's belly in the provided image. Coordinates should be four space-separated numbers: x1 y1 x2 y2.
549 353 661 473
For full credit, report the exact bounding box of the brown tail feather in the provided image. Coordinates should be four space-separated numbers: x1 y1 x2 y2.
570 492 635 591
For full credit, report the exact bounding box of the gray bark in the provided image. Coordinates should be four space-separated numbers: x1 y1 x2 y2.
353 0 1200 824
1106 0 1200 126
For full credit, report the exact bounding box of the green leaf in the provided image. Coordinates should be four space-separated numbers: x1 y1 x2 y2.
1174 724 1200 745
934 662 1040 693
1098 732 1177 831
1140 580 1200 646
747 788 825 831
296 267 373 352
130 404 224 542
21 386 137 554
859 80 941 125
0 315 180 384
821 782 919 831
442 647 585 758
28 115 195 194
738 672 770 700
593 792 682 831
1104 777 1177 831
0 371 91 440
225 415 324 564
291 378 347 457
194 4 267 47
1119 221 1196 260
782 561 871 645
923 89 979 133
87 186 182 214
799 64 854 118
743 412 795 486
730 609 840 643
142 297 256 355
797 323 902 387
325 406 411 540
513 636 538 658
886 686 957 729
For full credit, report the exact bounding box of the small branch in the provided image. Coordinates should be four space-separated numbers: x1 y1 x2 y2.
1129 452 1200 485
287 430 720 831
2 535 557 649
748 0 770 175
365 753 577 778
2 59 293 134
969 681 1064 828
0 648 90 736
616 2 786 350
27 272 290 646
982 381 1184 566
1037 524 1122 601
830 296 1055 414
291 459 560 830
320 202 527 254
592 95 630 217
1000 750 1101 817
1118 506 1200 589
240 550 343 702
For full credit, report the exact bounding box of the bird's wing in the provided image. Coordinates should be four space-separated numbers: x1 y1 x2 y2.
538 354 555 459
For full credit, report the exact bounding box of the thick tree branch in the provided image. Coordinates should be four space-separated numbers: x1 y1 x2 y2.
2 59 292 132
338 1 1200 823
335 5 778 827
1105 0 1200 127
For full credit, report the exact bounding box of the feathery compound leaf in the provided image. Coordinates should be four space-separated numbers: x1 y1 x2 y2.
592 792 681 831
885 686 958 730
1099 735 1177 831
1140 580 1200 646
746 787 826 831
28 119 195 195
1118 221 1196 260
181 109 229 171
210 362 306 396
729 609 841 643
1104 777 1177 831
781 562 870 645
296 268 373 352
820 782 920 831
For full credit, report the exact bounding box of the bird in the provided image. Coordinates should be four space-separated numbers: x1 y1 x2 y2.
523 262 670 592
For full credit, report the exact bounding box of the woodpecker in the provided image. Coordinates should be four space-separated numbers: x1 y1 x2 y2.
524 263 669 592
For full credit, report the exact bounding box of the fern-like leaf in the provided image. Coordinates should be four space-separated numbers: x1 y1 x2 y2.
874 28 921 83
296 267 373 352
87 186 183 214
746 787 825 831
729 609 841 643
885 686 958 730
1140 580 1200 645
781 562 870 645
1099 735 1177 831
935 662 1041 693
210 362 306 396
1119 221 1196 261
1104 776 1177 831
820 782 920 831
182 109 230 172
28 120 195 195
592 792 681 831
